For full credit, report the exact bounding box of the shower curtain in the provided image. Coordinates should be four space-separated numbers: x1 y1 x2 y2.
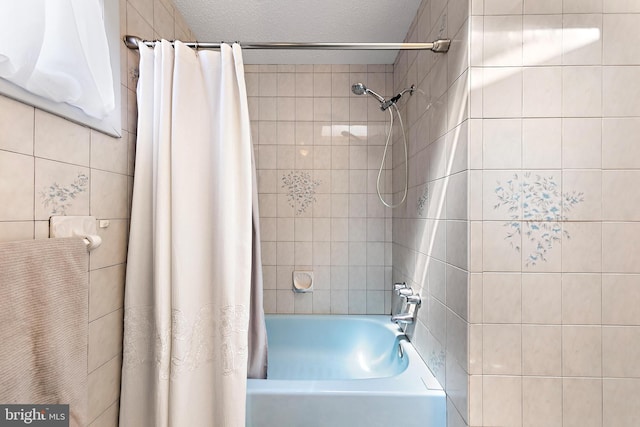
120 40 267 427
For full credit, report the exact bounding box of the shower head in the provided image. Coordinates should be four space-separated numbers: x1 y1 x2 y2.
351 82 385 103
351 83 367 95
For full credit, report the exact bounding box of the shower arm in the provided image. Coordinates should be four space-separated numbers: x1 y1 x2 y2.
123 35 451 53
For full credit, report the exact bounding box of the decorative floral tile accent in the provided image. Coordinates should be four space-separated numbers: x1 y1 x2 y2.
417 186 429 217
428 349 446 376
129 67 139 86
40 172 89 215
494 172 584 266
281 171 320 215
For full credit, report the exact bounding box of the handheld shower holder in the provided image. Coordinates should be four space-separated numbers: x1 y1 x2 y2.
351 81 412 208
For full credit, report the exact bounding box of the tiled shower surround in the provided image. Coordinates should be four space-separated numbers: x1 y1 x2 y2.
247 64 396 314
391 0 470 425
2 0 640 426
394 0 640 426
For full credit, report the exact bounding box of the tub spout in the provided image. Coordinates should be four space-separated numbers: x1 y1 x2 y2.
391 313 414 325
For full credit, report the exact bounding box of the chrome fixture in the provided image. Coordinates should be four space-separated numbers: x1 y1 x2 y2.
351 83 385 105
351 83 412 208
391 313 415 325
391 283 422 326
381 85 416 111
351 83 415 112
393 282 408 291
123 35 451 53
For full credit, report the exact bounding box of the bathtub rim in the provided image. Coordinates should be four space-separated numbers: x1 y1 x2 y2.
247 314 444 396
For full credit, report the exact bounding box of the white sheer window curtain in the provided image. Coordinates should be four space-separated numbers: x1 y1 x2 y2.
0 0 114 119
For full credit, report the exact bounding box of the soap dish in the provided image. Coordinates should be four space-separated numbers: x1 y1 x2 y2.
292 270 313 293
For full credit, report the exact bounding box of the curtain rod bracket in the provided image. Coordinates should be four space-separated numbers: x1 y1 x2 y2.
431 39 451 53
123 35 142 50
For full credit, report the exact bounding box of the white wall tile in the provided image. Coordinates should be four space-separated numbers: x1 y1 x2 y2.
563 14 603 65
482 67 523 118
562 66 602 117
484 0 522 15
259 73 276 96
603 118 640 169
0 96 34 155
522 273 562 324
562 170 602 220
88 401 119 427
483 376 522 426
88 356 121 422
523 67 562 117
604 0 640 12
34 110 90 166
293 292 313 313
603 222 640 273
523 325 562 376
524 0 561 14
603 171 640 221
522 118 561 169
89 265 125 322
0 151 34 221
563 378 603 427
603 14 640 65
602 274 640 325
561 222 602 273
482 119 522 169
88 309 123 372
484 16 523 66
523 15 563 66
483 273 521 323
91 170 129 219
90 220 128 270
564 0 603 13
602 326 640 377
312 290 330 313
0 221 33 242
562 273 602 324
523 377 562 427
562 325 602 376
330 290 348 313
603 66 640 116
276 290 294 313
603 378 640 426
483 324 522 375
562 118 602 169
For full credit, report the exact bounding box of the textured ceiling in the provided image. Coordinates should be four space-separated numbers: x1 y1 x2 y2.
171 0 423 64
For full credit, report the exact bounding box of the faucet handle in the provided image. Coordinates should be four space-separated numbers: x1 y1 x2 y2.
393 282 407 292
396 287 413 297
404 293 422 306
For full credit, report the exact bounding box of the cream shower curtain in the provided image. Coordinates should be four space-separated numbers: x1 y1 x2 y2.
120 40 266 427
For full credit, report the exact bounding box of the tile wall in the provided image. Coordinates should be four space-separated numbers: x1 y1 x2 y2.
467 0 640 426
397 0 640 425
0 0 194 425
4 0 639 425
391 0 471 426
247 64 397 314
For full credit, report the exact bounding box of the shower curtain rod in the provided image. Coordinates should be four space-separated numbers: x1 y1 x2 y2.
123 35 451 53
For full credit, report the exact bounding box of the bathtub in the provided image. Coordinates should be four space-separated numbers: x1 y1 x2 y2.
246 315 446 427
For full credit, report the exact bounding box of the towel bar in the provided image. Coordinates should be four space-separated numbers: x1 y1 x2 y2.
50 216 102 251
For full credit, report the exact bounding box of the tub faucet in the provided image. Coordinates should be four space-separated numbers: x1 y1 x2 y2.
391 284 422 325
391 313 415 324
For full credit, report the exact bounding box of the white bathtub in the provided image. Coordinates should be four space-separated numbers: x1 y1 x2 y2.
246 315 446 427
